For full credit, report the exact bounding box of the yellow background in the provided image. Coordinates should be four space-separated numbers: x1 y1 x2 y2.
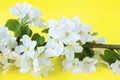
0 0 120 80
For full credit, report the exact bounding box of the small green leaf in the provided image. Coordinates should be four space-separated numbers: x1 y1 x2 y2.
75 47 94 60
32 33 45 47
5 19 20 31
105 50 120 59
100 49 120 65
42 28 49 33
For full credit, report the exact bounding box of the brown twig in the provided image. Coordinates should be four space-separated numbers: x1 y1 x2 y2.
83 44 120 49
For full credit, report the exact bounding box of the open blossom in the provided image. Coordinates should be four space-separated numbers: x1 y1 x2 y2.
48 25 79 44
14 35 37 73
64 43 83 60
67 16 94 44
62 58 81 74
15 35 37 58
9 2 31 18
0 51 17 74
48 17 80 45
19 57 33 73
32 47 53 76
32 57 53 76
14 45 53 76
7 36 17 49
14 47 46 69
0 25 11 54
110 60 120 74
44 39 64 57
79 57 98 73
48 16 94 45
75 24 94 44
0 25 10 45
9 2 43 27
96 37 107 44
59 16 94 44
62 57 98 74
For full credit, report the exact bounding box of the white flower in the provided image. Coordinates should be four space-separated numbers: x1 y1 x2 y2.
48 18 80 44
79 57 98 73
32 57 53 76
64 43 83 60
9 2 43 27
19 57 32 73
61 32 80 45
44 39 64 57
54 16 94 44
60 18 76 32
31 47 53 76
0 26 17 55
0 25 10 45
7 36 17 49
47 16 94 45
75 24 94 44
96 37 107 44
47 20 57 28
0 46 11 55
0 26 11 54
10 2 31 18
28 7 43 27
13 51 33 73
110 60 120 74
15 35 37 58
72 16 81 26
0 52 16 74
62 58 81 74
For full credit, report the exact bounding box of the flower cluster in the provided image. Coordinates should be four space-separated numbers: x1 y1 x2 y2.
0 2 120 77
10 2 43 27
47 17 98 73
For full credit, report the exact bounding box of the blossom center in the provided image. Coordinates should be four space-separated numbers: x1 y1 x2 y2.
25 47 29 51
29 58 33 64
65 32 70 37
79 31 84 35
84 62 89 66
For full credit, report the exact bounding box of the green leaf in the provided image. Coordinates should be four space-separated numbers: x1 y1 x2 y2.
100 49 120 65
5 19 20 31
14 26 32 38
105 50 120 59
23 26 32 37
32 33 45 47
75 47 94 60
42 28 49 33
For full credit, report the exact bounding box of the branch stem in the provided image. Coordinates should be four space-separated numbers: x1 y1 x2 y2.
84 44 120 49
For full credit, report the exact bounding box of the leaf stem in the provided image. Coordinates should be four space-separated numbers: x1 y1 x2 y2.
83 43 120 49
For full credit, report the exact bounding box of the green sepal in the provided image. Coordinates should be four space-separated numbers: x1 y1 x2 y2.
42 28 49 33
